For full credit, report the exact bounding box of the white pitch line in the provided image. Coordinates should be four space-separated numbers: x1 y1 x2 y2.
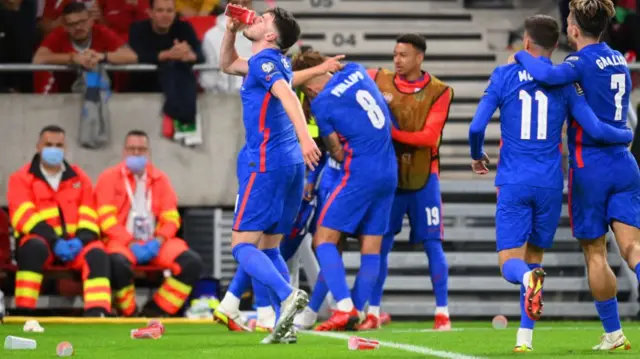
303 330 488 359
390 326 624 333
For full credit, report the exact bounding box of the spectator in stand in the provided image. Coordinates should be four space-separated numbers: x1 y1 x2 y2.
32 2 138 93
99 0 150 42
129 0 204 146
200 0 252 93
38 0 100 36
606 0 639 60
0 0 38 93
176 0 218 16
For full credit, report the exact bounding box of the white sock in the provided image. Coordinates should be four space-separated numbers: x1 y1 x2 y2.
368 306 380 317
257 306 276 327
220 293 241 312
435 306 449 317
606 329 624 339
516 328 533 347
522 271 531 286
336 298 354 312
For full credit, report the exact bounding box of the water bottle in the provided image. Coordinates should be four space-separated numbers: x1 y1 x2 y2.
0 289 5 323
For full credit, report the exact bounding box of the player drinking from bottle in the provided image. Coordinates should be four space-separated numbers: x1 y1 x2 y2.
512 0 639 350
473 14 634 352
218 6 353 343
292 51 397 331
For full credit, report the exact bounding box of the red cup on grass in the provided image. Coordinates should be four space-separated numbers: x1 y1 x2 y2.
348 336 379 350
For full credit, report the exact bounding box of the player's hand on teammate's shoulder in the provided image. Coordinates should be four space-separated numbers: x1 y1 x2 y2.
226 17 246 33
301 137 322 171
321 55 346 73
471 153 491 175
507 53 517 65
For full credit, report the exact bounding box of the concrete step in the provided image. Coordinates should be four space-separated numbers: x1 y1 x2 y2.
442 122 500 140
354 61 497 76
449 103 498 119
439 170 496 180
297 17 473 32
257 0 464 13
300 33 489 54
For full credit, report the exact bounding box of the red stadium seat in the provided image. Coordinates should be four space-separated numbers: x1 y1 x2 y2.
184 16 216 42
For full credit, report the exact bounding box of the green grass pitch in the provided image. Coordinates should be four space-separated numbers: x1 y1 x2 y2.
1 321 639 358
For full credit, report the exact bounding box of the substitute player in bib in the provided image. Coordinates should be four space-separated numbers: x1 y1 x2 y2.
362 34 454 331
471 14 633 352
292 51 397 331
219 7 322 344
513 0 639 350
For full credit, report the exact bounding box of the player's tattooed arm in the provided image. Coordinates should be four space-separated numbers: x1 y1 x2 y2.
219 18 249 76
322 133 344 163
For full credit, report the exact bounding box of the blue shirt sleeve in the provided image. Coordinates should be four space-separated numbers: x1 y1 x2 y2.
311 97 336 137
514 51 582 86
469 68 502 160
563 84 633 144
249 54 287 91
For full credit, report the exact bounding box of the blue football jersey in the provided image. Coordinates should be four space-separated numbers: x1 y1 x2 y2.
240 48 303 173
469 57 633 190
479 61 567 190
310 63 397 178
515 43 632 168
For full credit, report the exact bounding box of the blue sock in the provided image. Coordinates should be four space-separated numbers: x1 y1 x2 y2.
595 297 622 333
424 241 449 307
232 243 293 302
309 270 330 312
352 254 380 311
502 258 530 285
251 278 271 308
263 248 290 323
228 266 251 299
370 232 394 306
315 243 351 302
635 263 640 282
520 263 540 330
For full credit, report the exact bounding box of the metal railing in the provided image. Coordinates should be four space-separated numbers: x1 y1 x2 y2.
0 64 221 72
0 63 639 71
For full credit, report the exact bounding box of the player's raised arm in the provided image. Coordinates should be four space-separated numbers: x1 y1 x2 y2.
292 55 345 87
391 88 453 148
469 68 501 174
563 83 633 144
219 17 249 76
514 51 581 86
271 80 322 169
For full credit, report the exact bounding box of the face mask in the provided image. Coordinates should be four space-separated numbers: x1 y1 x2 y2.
41 147 64 166
126 155 148 173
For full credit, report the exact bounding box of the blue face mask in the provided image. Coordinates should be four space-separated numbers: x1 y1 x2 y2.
126 155 148 173
41 147 64 166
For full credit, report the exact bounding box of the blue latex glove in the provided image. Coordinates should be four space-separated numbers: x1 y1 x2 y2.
145 239 162 259
53 240 75 262
130 243 153 264
67 238 83 258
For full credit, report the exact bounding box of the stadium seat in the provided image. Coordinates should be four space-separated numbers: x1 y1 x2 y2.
184 16 216 41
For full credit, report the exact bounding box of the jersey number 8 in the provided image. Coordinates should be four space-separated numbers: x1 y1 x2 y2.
519 89 548 140
356 89 385 129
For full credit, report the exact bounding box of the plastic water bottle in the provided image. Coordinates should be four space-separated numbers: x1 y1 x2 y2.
0 290 5 323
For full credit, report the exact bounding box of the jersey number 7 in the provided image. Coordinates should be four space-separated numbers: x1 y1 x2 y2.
519 89 548 140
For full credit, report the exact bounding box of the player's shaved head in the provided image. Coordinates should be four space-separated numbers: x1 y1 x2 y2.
569 0 615 39
523 15 560 52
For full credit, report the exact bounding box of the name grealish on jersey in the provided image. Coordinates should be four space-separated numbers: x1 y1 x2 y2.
565 54 628 70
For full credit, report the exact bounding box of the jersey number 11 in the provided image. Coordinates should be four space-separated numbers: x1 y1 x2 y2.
519 89 548 140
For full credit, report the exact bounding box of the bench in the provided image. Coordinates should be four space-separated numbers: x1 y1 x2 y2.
0 263 164 280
